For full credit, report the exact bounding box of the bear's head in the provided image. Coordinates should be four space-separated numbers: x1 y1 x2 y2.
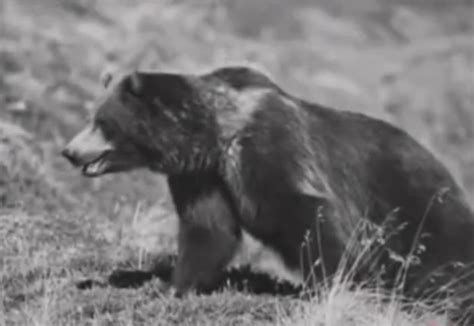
62 70 224 177
62 67 278 177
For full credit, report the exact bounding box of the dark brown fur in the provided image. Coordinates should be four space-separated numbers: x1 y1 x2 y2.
63 66 474 322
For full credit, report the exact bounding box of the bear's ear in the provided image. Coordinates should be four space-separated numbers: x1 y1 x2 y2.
101 71 114 88
126 71 144 97
100 65 118 89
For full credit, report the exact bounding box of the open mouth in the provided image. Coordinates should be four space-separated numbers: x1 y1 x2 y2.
81 152 111 177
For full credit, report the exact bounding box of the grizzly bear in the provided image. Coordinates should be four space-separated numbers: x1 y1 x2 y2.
62 66 474 320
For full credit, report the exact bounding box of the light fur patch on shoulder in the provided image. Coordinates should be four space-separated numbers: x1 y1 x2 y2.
231 87 272 116
229 230 304 285
214 87 273 139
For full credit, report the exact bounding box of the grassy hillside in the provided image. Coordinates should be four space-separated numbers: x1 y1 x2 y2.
1 0 473 325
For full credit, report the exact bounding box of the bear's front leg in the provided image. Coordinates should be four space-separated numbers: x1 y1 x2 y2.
173 219 240 295
168 174 241 295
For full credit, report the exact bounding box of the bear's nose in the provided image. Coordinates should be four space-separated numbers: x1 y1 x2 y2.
61 148 81 166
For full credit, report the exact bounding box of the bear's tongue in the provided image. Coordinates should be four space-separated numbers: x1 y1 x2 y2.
83 158 107 177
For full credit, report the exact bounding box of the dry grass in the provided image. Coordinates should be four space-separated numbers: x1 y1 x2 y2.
1 0 473 325
1 209 450 326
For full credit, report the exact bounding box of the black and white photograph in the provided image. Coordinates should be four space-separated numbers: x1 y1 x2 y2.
1 0 474 325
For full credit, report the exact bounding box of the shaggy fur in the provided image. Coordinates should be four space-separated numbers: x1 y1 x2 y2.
63 66 474 322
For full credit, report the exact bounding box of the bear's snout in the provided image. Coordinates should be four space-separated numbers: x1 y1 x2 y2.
62 124 114 167
61 147 83 167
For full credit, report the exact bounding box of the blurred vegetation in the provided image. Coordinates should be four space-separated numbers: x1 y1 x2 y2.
0 0 473 325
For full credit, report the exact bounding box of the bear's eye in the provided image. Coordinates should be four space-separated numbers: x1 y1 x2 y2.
94 118 117 140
